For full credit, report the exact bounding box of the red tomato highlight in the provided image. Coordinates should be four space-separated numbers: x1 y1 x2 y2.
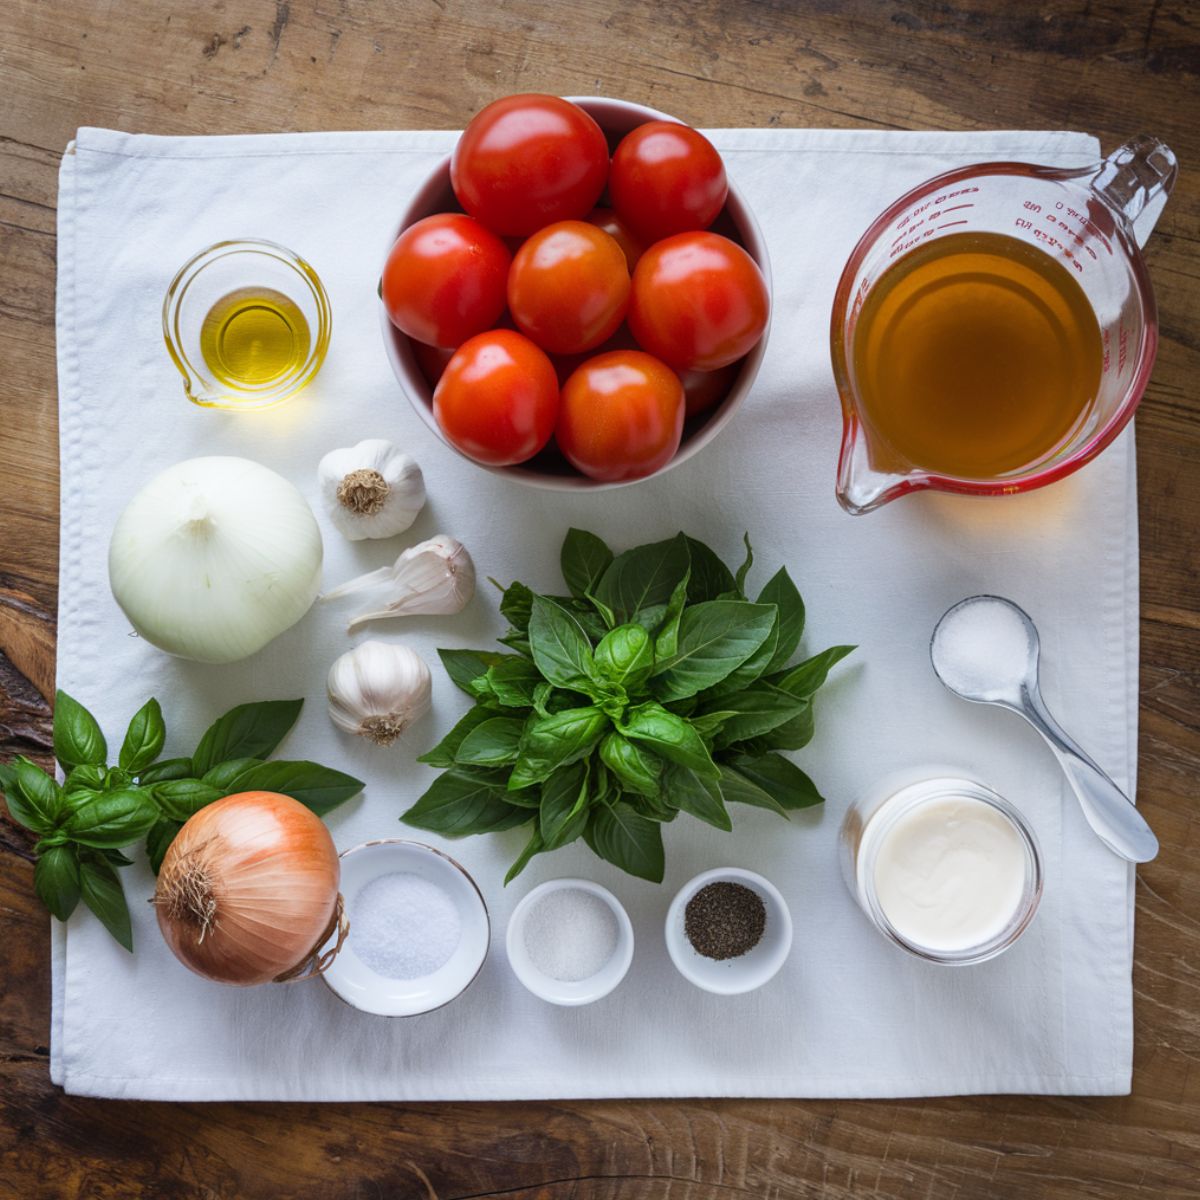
507 221 631 355
382 214 511 349
433 329 559 466
451 95 609 237
557 350 685 482
628 232 769 371
610 121 728 242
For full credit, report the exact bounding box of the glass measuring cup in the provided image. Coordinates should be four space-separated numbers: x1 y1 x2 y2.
162 239 332 410
830 135 1177 514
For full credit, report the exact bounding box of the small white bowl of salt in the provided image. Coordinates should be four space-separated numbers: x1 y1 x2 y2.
506 878 634 1006
322 839 489 1016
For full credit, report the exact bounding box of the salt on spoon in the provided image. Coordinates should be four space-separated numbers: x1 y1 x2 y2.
930 595 1158 864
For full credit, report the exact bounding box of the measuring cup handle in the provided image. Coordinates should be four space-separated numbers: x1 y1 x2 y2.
1090 135 1178 249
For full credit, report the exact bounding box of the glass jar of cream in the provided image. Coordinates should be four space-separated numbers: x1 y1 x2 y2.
840 774 1043 965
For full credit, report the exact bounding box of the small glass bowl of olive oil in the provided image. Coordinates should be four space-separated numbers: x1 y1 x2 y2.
163 239 331 410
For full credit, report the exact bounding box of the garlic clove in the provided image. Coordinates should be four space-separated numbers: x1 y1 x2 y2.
318 438 425 541
323 535 475 630
327 640 432 746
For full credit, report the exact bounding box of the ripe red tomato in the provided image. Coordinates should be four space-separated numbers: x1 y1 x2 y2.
411 341 455 386
610 122 728 242
679 362 739 418
381 214 511 349
628 232 768 371
557 350 685 482
550 324 639 385
433 330 559 466
507 221 631 355
451 95 609 238
584 208 646 272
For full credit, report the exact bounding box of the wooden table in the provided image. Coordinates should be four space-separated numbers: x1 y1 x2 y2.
2 1 1197 1195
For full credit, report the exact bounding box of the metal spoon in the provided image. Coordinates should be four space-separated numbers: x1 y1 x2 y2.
930 595 1158 864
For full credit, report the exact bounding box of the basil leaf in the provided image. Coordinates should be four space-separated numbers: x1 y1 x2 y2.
439 649 520 694
707 685 811 749
455 717 525 767
653 572 690 662
561 528 614 601
666 765 732 831
539 761 591 850
716 763 789 816
403 767 529 836
137 756 195 786
6 759 64 832
118 697 165 774
200 757 263 790
598 731 662 798
418 707 497 768
594 623 654 692
485 659 543 709
35 844 81 921
727 752 825 809
64 787 160 848
147 818 183 874
78 854 133 952
687 710 737 740
683 535 736 603
102 848 135 867
585 802 665 883
227 761 364 817
759 701 814 751
528 595 598 689
705 610 779 697
497 580 534 632
758 567 805 673
618 701 719 779
651 601 776 702
508 706 608 790
733 533 754 596
153 779 224 822
504 826 544 885
770 645 856 698
53 690 107 769
191 699 303 775
64 764 107 795
594 533 690 623
497 630 532 657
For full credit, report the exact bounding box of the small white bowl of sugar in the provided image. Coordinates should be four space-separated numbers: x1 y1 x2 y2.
506 878 634 1006
323 839 489 1016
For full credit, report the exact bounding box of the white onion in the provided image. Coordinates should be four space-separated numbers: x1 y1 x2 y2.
108 456 323 663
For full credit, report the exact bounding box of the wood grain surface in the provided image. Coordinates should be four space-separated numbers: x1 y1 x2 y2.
1 1 1197 1196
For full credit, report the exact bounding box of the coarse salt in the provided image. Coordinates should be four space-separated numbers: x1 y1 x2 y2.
349 871 462 980
932 597 1033 697
523 888 618 983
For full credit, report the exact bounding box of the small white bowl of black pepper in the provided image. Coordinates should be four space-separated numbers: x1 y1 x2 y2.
665 867 793 995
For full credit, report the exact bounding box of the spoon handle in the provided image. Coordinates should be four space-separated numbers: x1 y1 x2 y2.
1021 687 1159 863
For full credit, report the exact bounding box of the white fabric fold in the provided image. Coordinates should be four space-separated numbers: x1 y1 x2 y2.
52 126 1135 1100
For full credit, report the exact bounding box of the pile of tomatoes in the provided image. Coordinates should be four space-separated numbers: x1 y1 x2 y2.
382 94 769 483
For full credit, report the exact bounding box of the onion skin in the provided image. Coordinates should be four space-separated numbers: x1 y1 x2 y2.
155 791 340 986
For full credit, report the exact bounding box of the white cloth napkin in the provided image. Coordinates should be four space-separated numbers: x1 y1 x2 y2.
52 126 1137 1100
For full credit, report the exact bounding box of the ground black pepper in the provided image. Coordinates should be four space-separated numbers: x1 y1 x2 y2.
684 881 766 960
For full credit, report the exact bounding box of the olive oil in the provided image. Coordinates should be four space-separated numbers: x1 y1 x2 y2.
851 232 1102 478
199 287 311 390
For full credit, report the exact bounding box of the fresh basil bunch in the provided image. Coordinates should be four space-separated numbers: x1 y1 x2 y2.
0 694 363 950
403 529 854 883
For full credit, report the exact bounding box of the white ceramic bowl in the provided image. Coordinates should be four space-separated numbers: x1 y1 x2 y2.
505 877 634 1005
323 839 489 1017
379 95 773 491
665 866 792 995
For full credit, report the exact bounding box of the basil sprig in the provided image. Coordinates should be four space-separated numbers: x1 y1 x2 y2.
1 693 363 951
404 529 855 884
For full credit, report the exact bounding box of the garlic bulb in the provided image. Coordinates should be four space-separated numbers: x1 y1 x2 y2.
322 535 475 630
318 439 425 541
108 457 323 663
327 641 431 745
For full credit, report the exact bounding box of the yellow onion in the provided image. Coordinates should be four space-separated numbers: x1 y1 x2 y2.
155 791 342 986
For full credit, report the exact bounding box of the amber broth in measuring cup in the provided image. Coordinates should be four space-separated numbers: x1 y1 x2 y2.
851 231 1102 478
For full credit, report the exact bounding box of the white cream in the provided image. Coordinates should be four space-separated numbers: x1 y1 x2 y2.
871 795 1027 952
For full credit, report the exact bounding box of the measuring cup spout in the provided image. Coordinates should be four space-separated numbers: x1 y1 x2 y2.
835 413 921 515
1089 135 1177 249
